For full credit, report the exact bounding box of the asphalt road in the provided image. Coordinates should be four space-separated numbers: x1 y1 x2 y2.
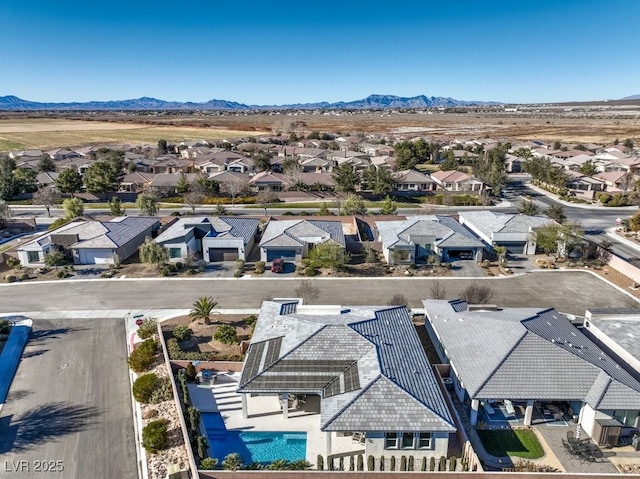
0 317 137 479
0 271 633 316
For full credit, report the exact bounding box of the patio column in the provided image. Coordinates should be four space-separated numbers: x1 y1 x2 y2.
470 399 479 426
524 400 534 426
325 431 332 456
241 394 248 419
282 393 289 420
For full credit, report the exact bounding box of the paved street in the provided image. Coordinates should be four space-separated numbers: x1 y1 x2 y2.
0 271 633 316
0 317 137 479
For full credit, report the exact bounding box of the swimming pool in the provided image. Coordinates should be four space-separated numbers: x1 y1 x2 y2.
202 412 307 464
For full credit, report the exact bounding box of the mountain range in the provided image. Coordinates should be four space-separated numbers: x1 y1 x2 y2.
0 94 500 111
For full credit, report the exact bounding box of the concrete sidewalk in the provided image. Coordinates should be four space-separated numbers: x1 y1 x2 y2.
526 182 638 211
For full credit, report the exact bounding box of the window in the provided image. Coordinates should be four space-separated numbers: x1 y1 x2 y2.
613 410 639 427
418 433 432 449
401 432 415 449
384 433 398 449
168 248 181 259
27 251 40 263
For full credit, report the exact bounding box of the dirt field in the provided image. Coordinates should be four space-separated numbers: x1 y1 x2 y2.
1 110 639 151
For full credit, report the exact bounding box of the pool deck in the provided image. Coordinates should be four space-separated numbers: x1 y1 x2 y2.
188 373 365 463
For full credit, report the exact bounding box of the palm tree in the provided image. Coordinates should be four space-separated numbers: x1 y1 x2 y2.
189 296 218 325
267 459 290 470
222 453 244 471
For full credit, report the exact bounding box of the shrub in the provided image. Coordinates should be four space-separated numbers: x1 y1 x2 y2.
429 457 436 471
141 419 169 453
390 456 396 471
175 261 183 270
449 456 457 471
132 373 159 403
367 455 374 471
339 457 344 471
408 456 414 471
213 324 237 345
172 325 192 341
160 267 170 276
128 339 157 372
186 362 197 381
305 266 316 276
233 269 242 278
200 457 218 470
421 457 427 471
150 377 173 404
20 273 29 281
439 456 446 471
0 319 11 334
357 454 364 471
5 275 16 283
379 456 385 471
243 314 257 331
197 435 209 459
222 453 244 471
137 318 158 340
317 455 324 471
400 455 407 471
255 261 265 274
349 455 355 471
56 270 66 279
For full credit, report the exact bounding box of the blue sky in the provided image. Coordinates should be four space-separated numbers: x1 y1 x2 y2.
1 0 638 104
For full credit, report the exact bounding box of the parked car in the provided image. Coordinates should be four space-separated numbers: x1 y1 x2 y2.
271 258 284 273
459 251 473 260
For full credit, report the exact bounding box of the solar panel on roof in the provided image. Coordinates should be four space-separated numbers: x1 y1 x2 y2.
264 337 282 367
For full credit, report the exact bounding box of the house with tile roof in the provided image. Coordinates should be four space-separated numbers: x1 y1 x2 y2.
423 299 640 445
258 219 345 262
155 216 259 262
430 170 486 192
458 210 552 254
16 217 159 266
238 301 456 461
376 216 485 264
393 170 437 192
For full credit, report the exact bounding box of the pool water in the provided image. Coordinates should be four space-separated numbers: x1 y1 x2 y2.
202 412 307 465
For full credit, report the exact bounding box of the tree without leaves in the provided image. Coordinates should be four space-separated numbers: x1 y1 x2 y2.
32 187 60 217
387 294 409 308
256 191 278 216
138 237 169 270
189 296 218 325
220 176 249 206
183 182 206 214
460 284 494 304
62 197 84 219
429 280 447 299
136 192 158 216
55 168 83 196
295 280 320 304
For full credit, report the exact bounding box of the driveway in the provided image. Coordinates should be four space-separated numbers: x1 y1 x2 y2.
450 260 486 277
0 317 137 479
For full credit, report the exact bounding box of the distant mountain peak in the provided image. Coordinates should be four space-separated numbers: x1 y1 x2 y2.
0 94 500 111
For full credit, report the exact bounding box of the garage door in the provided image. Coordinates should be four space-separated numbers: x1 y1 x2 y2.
498 242 526 254
209 248 239 262
449 250 473 259
266 249 297 262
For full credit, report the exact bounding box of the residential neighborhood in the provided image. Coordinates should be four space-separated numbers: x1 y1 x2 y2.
1 127 640 479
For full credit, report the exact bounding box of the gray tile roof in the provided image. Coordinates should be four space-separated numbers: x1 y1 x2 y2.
259 219 346 248
376 215 483 250
239 302 455 433
155 216 258 246
423 299 640 409
458 210 550 238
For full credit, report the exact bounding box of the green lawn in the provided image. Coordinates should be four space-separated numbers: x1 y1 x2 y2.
477 429 544 459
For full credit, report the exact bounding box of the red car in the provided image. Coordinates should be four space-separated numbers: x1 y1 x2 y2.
271 258 284 273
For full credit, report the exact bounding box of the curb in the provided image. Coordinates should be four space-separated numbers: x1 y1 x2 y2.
0 316 33 405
